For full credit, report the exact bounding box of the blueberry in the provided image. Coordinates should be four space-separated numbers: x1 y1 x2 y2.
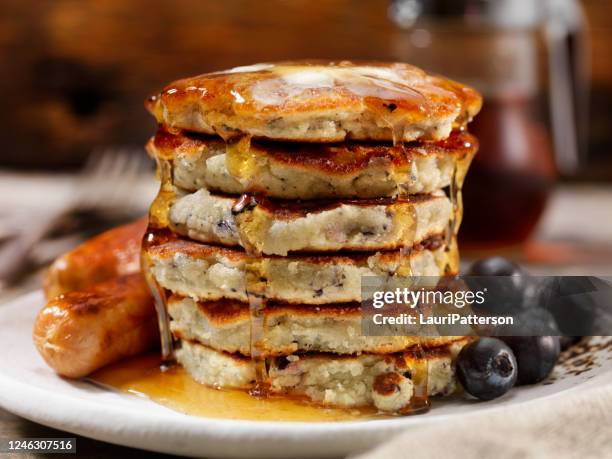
467 257 524 277
456 338 517 400
501 307 560 336
539 276 605 335
501 336 560 385
466 257 529 313
559 336 581 351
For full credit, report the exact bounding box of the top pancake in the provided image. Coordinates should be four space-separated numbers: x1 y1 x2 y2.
146 61 482 143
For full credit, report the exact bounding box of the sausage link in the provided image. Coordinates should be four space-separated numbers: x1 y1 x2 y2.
43 217 148 300
33 273 159 378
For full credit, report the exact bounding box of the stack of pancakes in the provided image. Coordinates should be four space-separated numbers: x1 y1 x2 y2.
143 62 482 414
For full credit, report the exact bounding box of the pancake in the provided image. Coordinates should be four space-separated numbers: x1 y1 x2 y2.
169 188 452 255
145 61 482 143
175 339 469 411
144 235 457 304
148 128 477 199
168 295 465 356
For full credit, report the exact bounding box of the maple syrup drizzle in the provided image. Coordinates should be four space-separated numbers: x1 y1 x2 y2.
402 349 431 414
379 86 431 414
392 180 430 413
228 135 271 396
243 266 271 397
142 260 173 361
394 143 415 196
225 135 258 183
402 141 474 411
224 133 434 411
142 155 178 361
444 148 473 273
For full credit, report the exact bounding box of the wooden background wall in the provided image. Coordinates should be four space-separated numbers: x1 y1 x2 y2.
1 0 610 177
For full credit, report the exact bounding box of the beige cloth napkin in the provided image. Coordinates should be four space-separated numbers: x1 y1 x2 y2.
355 381 612 459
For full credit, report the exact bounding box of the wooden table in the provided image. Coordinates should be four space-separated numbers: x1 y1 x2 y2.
0 409 180 458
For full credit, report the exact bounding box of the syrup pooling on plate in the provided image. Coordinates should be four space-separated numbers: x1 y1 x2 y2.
91 354 383 422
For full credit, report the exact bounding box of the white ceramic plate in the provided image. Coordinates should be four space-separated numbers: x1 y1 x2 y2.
1 291 611 458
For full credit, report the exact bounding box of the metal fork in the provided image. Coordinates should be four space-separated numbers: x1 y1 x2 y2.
0 149 149 289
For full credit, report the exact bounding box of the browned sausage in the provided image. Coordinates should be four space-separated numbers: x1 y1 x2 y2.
43 217 148 300
33 273 159 378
